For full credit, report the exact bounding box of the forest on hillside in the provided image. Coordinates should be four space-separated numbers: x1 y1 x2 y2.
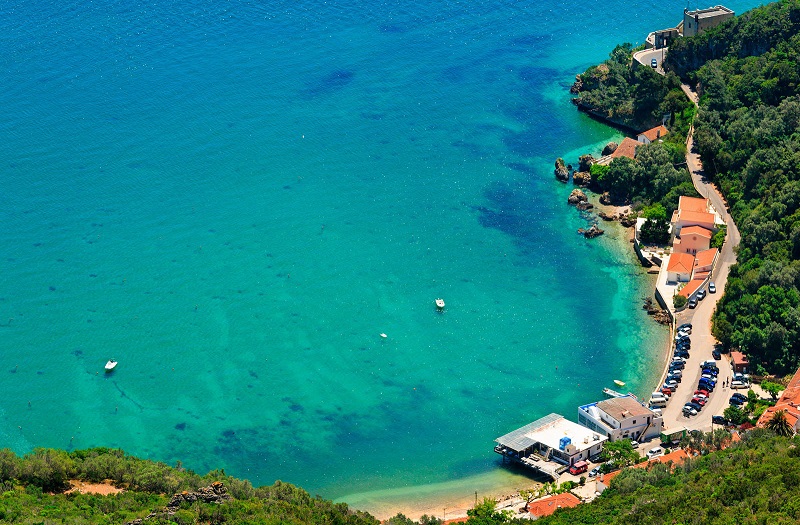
665 0 800 373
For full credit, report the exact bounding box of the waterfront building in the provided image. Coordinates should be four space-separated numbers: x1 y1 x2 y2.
577 395 663 443
673 225 712 255
682 5 735 38
637 125 669 144
494 413 607 479
610 137 640 160
666 252 695 283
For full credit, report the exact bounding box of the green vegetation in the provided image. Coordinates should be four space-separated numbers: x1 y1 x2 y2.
666 1 800 373
639 203 670 244
536 432 800 524
574 44 693 130
0 447 380 525
673 294 687 309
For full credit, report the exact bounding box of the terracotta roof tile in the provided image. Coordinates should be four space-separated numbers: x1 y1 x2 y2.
678 210 716 225
680 225 713 238
694 248 718 268
639 125 670 142
527 493 581 517
678 196 710 213
679 279 703 298
667 252 695 273
611 137 640 159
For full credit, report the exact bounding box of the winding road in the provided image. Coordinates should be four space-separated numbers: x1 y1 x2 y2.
655 85 742 435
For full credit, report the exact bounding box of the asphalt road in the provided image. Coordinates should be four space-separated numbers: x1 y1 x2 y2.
633 47 666 74
656 86 742 434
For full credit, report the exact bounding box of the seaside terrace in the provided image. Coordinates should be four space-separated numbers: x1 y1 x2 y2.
494 413 607 480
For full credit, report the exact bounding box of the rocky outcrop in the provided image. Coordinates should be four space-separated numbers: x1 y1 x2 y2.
619 212 637 227
642 298 671 324
567 189 588 205
578 224 604 238
601 142 618 156
125 482 231 525
599 192 612 205
598 211 617 221
578 154 595 172
569 74 583 94
572 171 591 186
576 201 594 211
554 158 569 182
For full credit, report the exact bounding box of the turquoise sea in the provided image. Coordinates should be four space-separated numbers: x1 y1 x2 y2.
0 0 762 513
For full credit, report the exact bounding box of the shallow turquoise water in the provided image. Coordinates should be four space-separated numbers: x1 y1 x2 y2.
0 0 761 504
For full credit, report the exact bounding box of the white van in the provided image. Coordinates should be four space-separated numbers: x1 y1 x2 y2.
651 407 663 416
649 397 667 408
652 391 668 399
647 447 664 459
731 380 749 389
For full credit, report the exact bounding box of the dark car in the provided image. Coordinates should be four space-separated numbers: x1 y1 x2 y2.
667 374 682 383
702 368 719 377
670 361 685 370
712 349 721 360
687 401 703 412
712 415 728 425
675 351 690 358
698 382 714 392
697 290 706 301
688 298 698 309
732 393 747 401
730 396 744 406
651 58 658 68
678 323 693 330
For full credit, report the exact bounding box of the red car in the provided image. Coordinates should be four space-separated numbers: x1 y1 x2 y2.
694 389 709 397
661 387 674 396
691 397 707 406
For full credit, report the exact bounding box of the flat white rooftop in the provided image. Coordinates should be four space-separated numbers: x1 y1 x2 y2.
496 413 607 453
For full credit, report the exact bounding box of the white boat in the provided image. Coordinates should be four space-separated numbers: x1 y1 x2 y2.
435 298 445 309
603 387 626 398
105 360 118 372
614 379 626 387
379 333 387 339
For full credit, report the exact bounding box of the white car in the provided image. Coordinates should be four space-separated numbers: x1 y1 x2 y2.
709 282 717 293
647 447 664 459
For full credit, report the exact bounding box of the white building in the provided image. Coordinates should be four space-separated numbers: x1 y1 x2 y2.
494 413 607 478
577 395 663 443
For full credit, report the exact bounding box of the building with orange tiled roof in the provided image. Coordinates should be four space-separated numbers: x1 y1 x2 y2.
757 367 800 434
610 137 640 160
526 493 581 518
637 125 669 144
694 248 718 274
730 351 750 373
667 252 695 282
678 278 704 298
674 225 713 255
678 196 711 213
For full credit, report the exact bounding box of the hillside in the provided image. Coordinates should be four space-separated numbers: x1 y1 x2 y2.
668 0 800 374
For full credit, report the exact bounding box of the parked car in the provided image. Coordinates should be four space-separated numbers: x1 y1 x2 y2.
670 361 685 370
674 351 690 359
678 323 693 330
667 374 682 383
683 405 698 416
734 373 751 382
691 397 707 406
709 282 716 293
588 466 601 478
650 58 658 68
688 298 698 308
731 380 749 389
729 396 744 406
702 368 719 377
700 360 717 369
669 369 683 379
630 440 640 448
694 389 709 397
712 349 721 360
697 289 707 301
687 401 703 412
647 446 664 458
712 415 728 425
569 461 589 475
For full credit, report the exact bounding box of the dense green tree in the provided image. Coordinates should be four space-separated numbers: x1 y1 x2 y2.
466 498 513 525
761 381 784 401
766 409 795 437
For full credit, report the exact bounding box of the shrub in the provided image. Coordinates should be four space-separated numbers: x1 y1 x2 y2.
673 295 688 309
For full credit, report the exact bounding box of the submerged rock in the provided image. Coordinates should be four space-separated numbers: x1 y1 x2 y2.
554 157 569 182
567 188 588 204
578 224 604 238
576 201 594 211
570 74 583 94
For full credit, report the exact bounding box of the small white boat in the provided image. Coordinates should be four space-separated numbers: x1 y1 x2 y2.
435 298 445 309
613 379 626 387
105 360 118 372
380 333 387 339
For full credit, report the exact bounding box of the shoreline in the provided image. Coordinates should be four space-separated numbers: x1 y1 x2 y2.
346 197 673 522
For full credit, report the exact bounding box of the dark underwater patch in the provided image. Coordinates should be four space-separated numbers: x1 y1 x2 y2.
303 69 355 98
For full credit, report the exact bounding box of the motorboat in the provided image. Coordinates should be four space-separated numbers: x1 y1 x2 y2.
105 360 118 372
613 379 626 387
435 298 445 309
